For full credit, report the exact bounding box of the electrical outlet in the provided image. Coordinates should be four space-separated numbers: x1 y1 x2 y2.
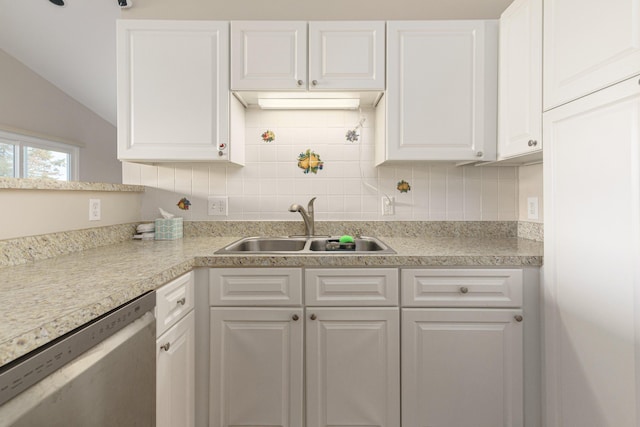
527 197 539 220
381 196 395 216
208 196 228 216
89 199 101 221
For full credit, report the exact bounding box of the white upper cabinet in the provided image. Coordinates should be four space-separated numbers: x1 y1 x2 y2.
378 20 498 164
308 21 385 91
117 20 244 164
543 0 640 110
231 21 385 91
231 21 307 91
497 0 543 161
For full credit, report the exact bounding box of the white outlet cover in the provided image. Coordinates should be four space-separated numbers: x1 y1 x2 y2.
208 196 228 216
527 197 539 220
89 199 101 221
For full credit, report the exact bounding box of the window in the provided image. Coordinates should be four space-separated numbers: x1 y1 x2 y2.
0 130 79 181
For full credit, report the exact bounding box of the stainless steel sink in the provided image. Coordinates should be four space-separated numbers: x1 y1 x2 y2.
215 236 395 254
218 237 307 253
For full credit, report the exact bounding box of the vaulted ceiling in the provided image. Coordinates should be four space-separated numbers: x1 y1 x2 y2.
0 0 121 125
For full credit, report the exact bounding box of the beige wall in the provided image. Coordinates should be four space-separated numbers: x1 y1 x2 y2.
123 0 513 20
0 48 121 184
0 190 141 240
518 163 543 222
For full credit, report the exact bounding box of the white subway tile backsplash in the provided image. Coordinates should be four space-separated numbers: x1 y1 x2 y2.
123 109 519 222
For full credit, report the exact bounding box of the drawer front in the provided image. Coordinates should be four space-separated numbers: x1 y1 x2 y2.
305 268 399 306
156 271 195 337
401 269 523 308
209 268 302 306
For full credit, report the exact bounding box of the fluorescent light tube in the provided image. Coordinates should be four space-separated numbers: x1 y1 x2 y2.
257 98 360 110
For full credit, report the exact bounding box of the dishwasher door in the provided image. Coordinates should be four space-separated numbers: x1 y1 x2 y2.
0 299 156 427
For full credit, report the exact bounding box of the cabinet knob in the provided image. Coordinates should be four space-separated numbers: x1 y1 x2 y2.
297 80 304 86
514 315 523 322
177 297 186 306
160 342 171 351
476 151 483 157
528 140 538 147
292 314 299 321
312 80 318 86
459 286 469 294
310 313 317 320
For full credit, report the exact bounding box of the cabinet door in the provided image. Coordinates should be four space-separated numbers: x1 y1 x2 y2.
403 309 523 427
308 21 385 91
231 21 307 91
117 20 230 162
157 310 195 427
210 308 304 427
306 308 400 427
384 20 498 162
543 77 640 427
497 0 542 160
543 0 640 110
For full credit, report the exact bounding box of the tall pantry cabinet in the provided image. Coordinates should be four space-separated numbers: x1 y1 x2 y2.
543 0 640 426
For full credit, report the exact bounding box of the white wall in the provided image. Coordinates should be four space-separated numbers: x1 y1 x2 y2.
123 109 518 221
0 48 121 184
518 163 543 222
0 189 141 240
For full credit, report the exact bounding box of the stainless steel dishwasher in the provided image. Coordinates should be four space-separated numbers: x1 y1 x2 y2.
0 291 156 427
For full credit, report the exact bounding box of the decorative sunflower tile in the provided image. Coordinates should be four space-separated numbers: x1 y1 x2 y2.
297 149 324 174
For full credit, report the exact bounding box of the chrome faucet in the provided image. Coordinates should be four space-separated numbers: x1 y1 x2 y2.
289 197 316 236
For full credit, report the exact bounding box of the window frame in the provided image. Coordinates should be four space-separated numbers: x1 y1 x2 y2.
0 130 79 181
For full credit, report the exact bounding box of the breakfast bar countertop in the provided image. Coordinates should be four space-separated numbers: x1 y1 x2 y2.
0 234 542 368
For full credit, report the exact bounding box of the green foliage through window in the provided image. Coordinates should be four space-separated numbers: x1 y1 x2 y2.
0 143 15 178
0 132 77 181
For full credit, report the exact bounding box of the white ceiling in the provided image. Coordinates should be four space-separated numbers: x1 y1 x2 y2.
0 0 121 126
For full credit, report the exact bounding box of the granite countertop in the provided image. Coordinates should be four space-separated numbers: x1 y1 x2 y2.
0 235 542 368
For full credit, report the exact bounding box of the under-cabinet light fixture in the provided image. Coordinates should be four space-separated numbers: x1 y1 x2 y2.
257 98 360 110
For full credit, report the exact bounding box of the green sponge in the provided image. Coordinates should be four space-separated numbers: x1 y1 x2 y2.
339 235 355 244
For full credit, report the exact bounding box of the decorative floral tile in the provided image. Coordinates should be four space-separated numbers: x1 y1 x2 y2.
177 197 191 210
345 129 359 142
261 130 275 142
397 180 411 193
297 149 324 174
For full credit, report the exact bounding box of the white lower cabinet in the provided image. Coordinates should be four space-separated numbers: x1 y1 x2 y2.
209 268 399 427
156 272 196 427
206 267 535 427
306 308 400 427
401 268 528 427
209 308 304 427
402 309 523 427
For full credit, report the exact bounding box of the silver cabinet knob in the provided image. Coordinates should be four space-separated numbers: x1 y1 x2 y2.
177 297 186 306
292 314 299 321
476 151 483 157
312 80 318 86
459 286 469 294
528 140 538 147
297 79 304 86
160 342 171 351
310 313 317 320
514 315 523 322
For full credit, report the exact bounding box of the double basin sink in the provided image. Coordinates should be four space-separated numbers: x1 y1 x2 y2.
216 236 395 254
